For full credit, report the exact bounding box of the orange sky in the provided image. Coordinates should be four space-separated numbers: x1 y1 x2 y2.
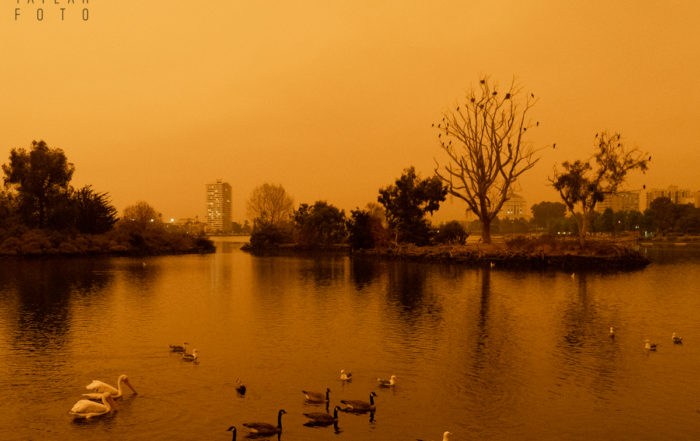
2 1 699 222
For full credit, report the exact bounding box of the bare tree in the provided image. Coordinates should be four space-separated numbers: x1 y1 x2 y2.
246 183 294 227
434 77 542 243
550 131 648 247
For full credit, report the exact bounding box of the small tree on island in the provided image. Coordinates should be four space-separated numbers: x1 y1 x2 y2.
549 131 649 247
378 166 447 245
434 77 542 243
293 201 346 247
246 183 294 248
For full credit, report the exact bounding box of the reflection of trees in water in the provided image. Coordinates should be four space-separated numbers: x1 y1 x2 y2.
121 260 161 292
385 262 443 326
298 255 346 288
1 259 114 352
350 257 380 291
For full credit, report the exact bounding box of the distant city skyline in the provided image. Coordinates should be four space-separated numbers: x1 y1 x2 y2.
3 2 700 222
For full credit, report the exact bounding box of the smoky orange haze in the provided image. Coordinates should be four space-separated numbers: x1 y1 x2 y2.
2 1 699 222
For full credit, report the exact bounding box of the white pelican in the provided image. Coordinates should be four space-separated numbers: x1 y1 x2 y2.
340 391 377 413
85 374 137 398
339 369 352 381
69 391 117 419
243 409 286 436
302 388 330 403
377 375 397 387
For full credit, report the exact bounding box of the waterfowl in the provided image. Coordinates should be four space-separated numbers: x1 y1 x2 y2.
377 375 397 388
182 349 199 362
243 409 286 436
340 392 377 413
418 432 452 441
236 378 246 395
645 339 657 351
302 388 330 403
303 406 340 426
340 370 352 381
609 327 615 338
226 426 237 441
672 332 683 344
69 391 117 419
169 342 188 352
85 374 137 398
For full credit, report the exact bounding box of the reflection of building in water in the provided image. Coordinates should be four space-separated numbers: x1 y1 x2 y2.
502 194 527 220
645 186 695 209
206 179 232 233
596 190 640 212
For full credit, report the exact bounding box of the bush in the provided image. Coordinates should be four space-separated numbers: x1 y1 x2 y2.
434 221 468 245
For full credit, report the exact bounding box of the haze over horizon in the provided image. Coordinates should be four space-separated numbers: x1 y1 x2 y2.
3 1 699 223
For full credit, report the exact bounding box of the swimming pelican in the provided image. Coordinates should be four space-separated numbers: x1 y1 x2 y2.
85 374 137 398
226 426 237 441
242 409 286 436
303 406 340 426
340 392 377 413
340 369 352 381
302 388 330 403
377 375 397 388
672 332 683 344
69 391 117 419
169 342 188 352
182 349 199 362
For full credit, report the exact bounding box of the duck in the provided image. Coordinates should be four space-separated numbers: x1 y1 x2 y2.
340 369 352 381
182 349 198 362
672 332 683 344
85 374 137 398
69 391 118 419
169 342 188 352
377 375 397 387
226 426 237 441
609 327 615 338
302 388 330 403
645 339 657 351
235 378 246 395
243 409 286 436
303 406 340 427
340 391 377 413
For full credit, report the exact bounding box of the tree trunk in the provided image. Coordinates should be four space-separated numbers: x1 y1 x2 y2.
577 212 588 247
481 218 492 244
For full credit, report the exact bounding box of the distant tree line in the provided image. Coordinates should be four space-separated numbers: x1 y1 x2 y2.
0 140 213 256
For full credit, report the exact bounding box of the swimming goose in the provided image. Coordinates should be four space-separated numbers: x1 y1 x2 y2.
340 392 377 413
645 339 657 351
226 426 237 441
85 374 137 398
340 370 352 381
182 349 199 362
377 375 397 387
235 378 246 395
303 406 340 426
672 332 683 344
302 388 330 403
169 342 188 352
69 391 117 419
243 409 286 436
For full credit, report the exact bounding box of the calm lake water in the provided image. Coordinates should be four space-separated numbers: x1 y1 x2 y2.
1 241 699 441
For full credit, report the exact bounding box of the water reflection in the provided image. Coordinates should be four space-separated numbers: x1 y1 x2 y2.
350 257 379 291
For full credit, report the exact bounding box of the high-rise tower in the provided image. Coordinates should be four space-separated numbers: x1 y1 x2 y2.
206 179 232 233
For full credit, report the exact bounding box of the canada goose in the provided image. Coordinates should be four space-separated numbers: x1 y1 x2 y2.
243 409 286 436
303 406 340 427
645 339 657 351
169 342 188 352
236 378 246 395
672 332 683 344
302 388 330 403
182 349 198 361
377 375 396 387
340 392 377 413
340 370 352 381
226 426 237 441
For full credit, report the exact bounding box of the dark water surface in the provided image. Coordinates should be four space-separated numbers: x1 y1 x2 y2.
1 242 699 440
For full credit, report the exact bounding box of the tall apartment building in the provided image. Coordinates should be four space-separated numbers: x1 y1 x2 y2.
596 190 641 213
206 179 232 233
645 185 694 209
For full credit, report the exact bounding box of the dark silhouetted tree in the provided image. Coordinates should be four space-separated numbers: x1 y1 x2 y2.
378 167 447 245
434 77 542 243
550 131 648 246
530 201 567 230
293 201 347 246
74 186 118 234
434 220 468 244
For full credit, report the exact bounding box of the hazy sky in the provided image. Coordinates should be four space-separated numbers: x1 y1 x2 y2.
2 1 699 222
